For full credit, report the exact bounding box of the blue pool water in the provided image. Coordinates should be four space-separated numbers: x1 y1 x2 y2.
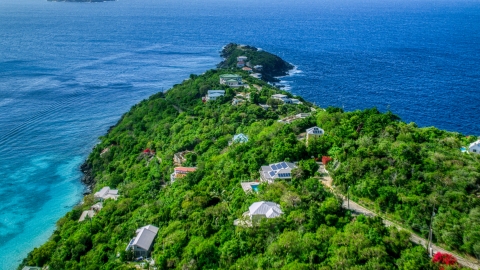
0 0 479 268
251 185 260 192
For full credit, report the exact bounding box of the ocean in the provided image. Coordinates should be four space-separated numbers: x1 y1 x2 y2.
0 0 479 268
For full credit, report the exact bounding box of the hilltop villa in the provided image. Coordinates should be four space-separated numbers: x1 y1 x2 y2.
259 161 297 183
306 126 324 146
234 201 283 226
94 186 119 201
271 94 302 105
469 140 480 154
126 225 159 258
237 56 248 62
206 90 226 101
219 74 243 87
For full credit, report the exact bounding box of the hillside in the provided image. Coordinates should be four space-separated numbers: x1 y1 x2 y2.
19 45 479 270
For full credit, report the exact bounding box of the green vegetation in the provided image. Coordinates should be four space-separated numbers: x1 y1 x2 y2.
19 45 477 270
321 107 480 259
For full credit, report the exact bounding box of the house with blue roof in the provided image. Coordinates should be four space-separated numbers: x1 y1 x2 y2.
259 161 297 183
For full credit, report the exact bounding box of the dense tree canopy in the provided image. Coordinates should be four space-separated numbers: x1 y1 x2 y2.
19 46 478 270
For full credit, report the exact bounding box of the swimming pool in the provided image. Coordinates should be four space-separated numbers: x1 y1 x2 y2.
251 184 259 192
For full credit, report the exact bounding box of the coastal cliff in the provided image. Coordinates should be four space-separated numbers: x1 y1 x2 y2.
19 45 479 270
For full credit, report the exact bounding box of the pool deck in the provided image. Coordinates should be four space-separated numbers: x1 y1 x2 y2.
240 181 260 193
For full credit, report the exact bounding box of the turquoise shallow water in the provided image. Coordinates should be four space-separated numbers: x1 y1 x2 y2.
0 0 479 268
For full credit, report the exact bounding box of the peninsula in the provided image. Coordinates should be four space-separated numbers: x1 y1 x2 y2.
19 44 480 270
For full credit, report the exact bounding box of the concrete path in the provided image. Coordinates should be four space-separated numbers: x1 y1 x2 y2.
320 176 479 269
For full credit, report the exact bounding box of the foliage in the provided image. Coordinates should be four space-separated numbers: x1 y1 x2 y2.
18 46 474 270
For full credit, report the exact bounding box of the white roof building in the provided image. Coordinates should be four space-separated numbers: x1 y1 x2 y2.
237 56 248 62
291 99 303 105
78 210 95 222
259 161 297 183
126 225 159 258
469 140 480 154
206 90 226 101
271 94 293 104
306 126 324 136
249 201 283 218
234 201 283 226
250 73 262 79
306 126 325 146
253 65 263 71
94 186 119 201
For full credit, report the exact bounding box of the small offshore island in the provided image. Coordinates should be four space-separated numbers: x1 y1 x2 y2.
19 44 480 270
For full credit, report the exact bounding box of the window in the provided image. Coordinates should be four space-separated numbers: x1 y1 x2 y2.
474 149 477 152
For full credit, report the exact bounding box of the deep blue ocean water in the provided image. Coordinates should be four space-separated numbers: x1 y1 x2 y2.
0 0 479 268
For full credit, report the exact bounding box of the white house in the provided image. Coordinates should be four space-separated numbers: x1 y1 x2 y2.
234 201 282 226
271 94 292 104
78 202 103 222
237 56 248 62
250 73 262 79
306 126 324 146
253 65 263 71
290 99 303 105
237 61 245 68
206 90 225 101
94 186 119 201
259 161 297 183
126 225 159 258
232 98 244 106
78 210 95 222
229 133 248 145
469 140 480 154
220 74 243 87
259 104 271 110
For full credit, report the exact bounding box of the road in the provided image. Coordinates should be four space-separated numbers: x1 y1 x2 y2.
319 175 479 270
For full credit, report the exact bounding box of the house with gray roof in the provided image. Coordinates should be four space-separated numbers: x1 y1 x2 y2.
259 161 297 183
234 201 283 226
78 210 95 222
306 126 324 146
469 139 480 154
126 225 159 258
22 266 41 270
94 186 119 201
206 90 226 101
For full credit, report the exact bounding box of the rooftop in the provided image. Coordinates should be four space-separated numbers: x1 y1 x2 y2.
174 167 197 172
249 201 283 218
129 225 159 251
306 126 324 135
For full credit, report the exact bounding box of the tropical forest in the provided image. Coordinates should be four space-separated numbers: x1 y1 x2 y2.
19 44 480 270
